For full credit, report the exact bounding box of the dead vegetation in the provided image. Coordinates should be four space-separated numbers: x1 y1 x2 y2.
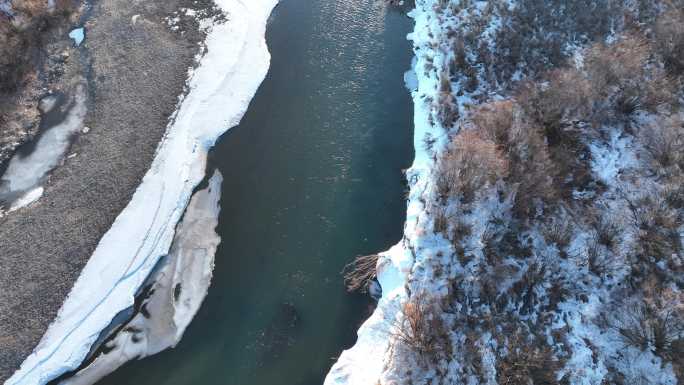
0 0 76 92
639 115 684 171
416 3 684 384
599 280 684 365
494 327 565 385
343 254 379 293
391 292 449 360
492 0 624 84
655 8 684 76
435 70 459 127
436 130 507 204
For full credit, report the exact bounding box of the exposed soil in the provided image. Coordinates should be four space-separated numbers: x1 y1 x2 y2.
0 0 217 380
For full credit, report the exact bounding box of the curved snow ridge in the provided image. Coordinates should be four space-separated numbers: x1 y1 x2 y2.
324 2 442 384
6 1 278 384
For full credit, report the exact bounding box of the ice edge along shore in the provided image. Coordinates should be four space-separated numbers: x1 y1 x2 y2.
324 2 444 384
6 0 278 384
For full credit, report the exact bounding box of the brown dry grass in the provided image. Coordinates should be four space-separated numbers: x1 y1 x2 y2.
639 115 684 171
0 0 76 92
655 8 684 75
392 292 449 360
343 254 379 293
436 130 508 204
494 326 565 385
599 280 684 365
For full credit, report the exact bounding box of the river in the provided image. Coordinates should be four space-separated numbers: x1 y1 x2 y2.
96 0 413 384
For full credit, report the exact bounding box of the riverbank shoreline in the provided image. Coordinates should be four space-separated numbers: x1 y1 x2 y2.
5 0 278 382
327 0 684 384
324 2 436 382
0 0 232 382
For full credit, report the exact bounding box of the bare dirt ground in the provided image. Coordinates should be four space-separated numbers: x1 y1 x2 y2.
0 0 215 380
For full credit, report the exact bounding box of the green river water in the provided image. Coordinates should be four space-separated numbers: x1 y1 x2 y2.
98 0 413 383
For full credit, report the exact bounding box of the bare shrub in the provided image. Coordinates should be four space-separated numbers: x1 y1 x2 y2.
518 69 593 143
504 119 557 219
460 331 486 383
451 218 472 248
495 327 565 385
585 37 650 98
470 100 515 147
584 36 674 120
433 204 449 234
392 292 448 359
591 214 622 251
542 215 574 251
627 195 682 264
509 262 547 315
491 0 623 83
436 70 459 127
586 238 621 278
664 175 684 209
639 115 684 170
450 39 469 77
599 283 684 361
655 9 684 75
342 254 379 293
468 98 558 217
436 130 508 203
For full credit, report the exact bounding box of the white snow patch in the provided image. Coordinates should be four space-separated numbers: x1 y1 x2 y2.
69 28 84 46
0 84 86 213
589 129 637 185
7 187 44 213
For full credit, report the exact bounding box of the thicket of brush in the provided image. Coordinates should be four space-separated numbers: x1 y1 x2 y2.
422 5 684 383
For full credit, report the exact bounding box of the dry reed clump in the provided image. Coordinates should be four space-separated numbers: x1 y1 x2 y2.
503 118 557 219
598 281 684 364
468 99 559 218
655 8 684 76
435 70 459 128
342 254 379 293
639 115 684 171
494 326 565 385
542 214 574 251
470 100 515 146
436 130 508 204
584 36 673 121
625 195 682 269
392 292 449 360
517 69 593 142
432 204 450 234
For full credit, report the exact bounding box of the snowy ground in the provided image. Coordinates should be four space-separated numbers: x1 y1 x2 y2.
5 0 277 384
326 1 682 384
62 170 223 385
325 2 450 382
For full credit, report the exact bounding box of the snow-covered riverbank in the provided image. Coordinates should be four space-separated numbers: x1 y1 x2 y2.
61 170 223 385
328 0 683 384
6 0 277 383
325 1 450 382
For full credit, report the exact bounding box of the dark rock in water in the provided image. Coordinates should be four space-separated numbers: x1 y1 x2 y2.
369 279 382 301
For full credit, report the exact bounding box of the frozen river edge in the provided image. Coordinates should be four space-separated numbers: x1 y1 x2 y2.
6 0 278 384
